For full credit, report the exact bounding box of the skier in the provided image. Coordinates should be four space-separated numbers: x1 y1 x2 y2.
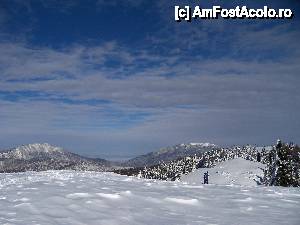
203 171 209 184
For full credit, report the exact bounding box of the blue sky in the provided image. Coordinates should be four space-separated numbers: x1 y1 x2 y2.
0 0 299 160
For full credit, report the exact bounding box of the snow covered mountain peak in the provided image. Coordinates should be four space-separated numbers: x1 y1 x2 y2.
185 143 218 148
156 142 217 155
15 143 64 153
0 143 112 172
0 143 66 160
12 143 64 158
125 142 219 167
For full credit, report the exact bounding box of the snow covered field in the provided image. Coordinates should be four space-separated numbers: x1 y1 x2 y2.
0 169 300 225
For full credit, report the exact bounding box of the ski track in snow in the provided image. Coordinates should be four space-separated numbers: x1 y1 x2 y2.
0 170 299 225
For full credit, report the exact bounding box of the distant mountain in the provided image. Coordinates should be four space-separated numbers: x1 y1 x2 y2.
0 143 114 173
124 143 219 167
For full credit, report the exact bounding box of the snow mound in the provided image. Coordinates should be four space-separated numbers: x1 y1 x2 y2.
0 170 299 225
181 158 265 186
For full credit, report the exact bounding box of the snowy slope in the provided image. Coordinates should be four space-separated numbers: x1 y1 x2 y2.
1 171 300 225
181 158 265 186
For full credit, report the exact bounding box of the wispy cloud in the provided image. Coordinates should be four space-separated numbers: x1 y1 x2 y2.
0 39 299 108
0 0 299 155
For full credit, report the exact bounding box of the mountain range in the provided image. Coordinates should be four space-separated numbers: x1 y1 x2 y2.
0 143 112 173
0 142 219 173
124 143 219 167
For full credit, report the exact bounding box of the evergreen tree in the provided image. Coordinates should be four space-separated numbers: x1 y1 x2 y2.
263 141 300 187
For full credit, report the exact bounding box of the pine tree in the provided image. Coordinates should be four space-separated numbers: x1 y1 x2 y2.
263 141 300 187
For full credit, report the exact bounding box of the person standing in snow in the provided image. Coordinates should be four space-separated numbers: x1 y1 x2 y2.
204 171 209 184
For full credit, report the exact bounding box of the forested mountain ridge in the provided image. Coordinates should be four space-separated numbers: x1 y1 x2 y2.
0 143 112 173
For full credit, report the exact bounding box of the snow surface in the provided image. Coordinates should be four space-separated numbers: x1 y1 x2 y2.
0 170 300 225
181 158 265 186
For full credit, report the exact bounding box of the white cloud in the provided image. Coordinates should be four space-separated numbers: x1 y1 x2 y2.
0 1 299 153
